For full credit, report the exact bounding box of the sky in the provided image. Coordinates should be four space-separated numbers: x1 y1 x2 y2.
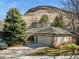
0 0 61 20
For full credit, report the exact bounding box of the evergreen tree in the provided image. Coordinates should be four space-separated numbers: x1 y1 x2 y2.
51 15 65 29
39 14 49 27
30 20 37 28
3 8 27 45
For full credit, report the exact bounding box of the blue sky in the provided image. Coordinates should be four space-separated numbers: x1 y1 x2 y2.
0 0 61 20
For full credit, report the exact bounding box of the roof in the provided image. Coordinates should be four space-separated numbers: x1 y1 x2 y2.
27 27 72 35
38 27 71 35
27 27 48 34
27 28 41 34
0 21 4 31
0 23 4 31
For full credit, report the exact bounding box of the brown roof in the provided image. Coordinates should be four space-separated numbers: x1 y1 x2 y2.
27 27 72 35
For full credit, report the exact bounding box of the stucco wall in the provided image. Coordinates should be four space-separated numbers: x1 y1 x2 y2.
36 34 75 47
53 35 75 47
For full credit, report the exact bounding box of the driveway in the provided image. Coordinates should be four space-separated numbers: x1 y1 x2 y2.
26 43 48 49
0 43 49 58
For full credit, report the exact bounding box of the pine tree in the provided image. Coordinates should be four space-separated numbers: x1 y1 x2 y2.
30 20 37 28
51 15 65 29
39 14 49 27
3 8 27 46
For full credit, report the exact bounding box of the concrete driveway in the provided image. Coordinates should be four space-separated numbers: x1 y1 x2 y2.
0 43 48 58
26 43 48 49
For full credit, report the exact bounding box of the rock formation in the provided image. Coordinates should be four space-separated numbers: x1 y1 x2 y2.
22 6 70 27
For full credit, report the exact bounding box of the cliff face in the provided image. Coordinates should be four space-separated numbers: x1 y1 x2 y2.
22 6 69 27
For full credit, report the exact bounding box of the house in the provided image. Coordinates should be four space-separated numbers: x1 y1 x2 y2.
0 23 4 39
27 27 76 48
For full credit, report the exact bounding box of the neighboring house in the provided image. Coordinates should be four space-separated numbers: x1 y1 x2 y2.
27 27 76 48
0 23 4 39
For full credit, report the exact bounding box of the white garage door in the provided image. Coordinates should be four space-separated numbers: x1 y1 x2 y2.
37 36 51 46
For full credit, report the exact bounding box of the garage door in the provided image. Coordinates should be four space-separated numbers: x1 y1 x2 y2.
37 36 51 46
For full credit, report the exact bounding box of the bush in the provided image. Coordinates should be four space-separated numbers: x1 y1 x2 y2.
29 44 79 56
66 44 79 49
59 43 79 55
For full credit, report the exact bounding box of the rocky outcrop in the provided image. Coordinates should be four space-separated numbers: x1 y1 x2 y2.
22 6 69 27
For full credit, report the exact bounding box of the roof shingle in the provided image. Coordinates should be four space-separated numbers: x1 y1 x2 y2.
27 27 72 35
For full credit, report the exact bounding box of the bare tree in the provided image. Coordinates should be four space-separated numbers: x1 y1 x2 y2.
61 0 79 33
61 1 79 58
